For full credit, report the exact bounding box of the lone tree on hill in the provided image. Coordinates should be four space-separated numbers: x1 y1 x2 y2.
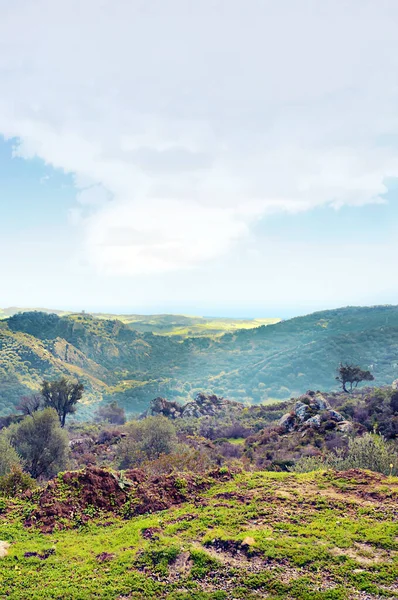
41 377 84 427
336 363 374 393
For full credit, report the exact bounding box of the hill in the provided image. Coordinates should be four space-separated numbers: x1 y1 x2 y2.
0 466 397 599
1 305 398 416
0 307 279 338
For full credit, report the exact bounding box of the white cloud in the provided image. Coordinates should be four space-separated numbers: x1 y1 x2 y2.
1 0 398 275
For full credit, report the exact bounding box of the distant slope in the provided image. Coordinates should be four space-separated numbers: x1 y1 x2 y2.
1 305 398 416
0 307 279 337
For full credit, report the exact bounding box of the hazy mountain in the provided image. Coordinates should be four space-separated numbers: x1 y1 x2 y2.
0 305 397 417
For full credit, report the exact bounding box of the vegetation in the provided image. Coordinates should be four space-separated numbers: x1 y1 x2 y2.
0 436 21 476
1 306 280 337
41 378 84 427
118 416 178 468
0 337 396 598
2 305 398 416
291 433 398 475
94 400 126 425
6 408 69 478
0 467 397 599
336 363 374 393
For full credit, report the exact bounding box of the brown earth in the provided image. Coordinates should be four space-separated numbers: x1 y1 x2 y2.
24 466 234 533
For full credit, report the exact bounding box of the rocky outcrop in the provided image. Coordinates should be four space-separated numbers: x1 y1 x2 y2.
142 393 244 420
279 391 346 432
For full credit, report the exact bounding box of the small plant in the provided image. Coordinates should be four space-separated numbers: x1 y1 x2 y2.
0 465 36 497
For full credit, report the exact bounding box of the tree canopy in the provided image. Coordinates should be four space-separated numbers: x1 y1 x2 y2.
336 363 374 393
41 378 84 427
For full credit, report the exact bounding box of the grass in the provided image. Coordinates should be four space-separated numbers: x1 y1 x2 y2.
0 470 397 599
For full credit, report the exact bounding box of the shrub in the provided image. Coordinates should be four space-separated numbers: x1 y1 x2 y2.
0 436 22 476
140 444 214 476
118 416 177 468
291 433 398 475
94 401 126 425
0 465 36 497
7 408 69 478
341 433 398 475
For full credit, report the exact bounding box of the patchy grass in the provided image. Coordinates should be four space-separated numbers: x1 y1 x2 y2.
0 469 397 599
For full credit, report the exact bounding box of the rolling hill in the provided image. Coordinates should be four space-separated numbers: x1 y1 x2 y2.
0 308 279 338
0 305 398 417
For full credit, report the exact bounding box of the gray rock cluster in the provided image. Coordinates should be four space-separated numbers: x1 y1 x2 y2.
142 393 243 420
279 391 349 433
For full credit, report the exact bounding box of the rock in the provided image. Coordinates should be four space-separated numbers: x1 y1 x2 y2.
328 409 345 422
392 380 398 390
312 394 331 411
294 401 311 421
305 414 321 428
336 421 354 433
141 393 243 420
279 413 296 432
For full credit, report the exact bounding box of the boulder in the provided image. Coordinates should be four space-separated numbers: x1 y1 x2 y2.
328 409 345 422
279 413 296 433
312 394 331 411
336 421 354 433
305 414 321 428
294 401 311 422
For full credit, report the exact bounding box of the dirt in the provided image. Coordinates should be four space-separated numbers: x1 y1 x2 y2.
24 466 233 533
168 551 193 582
141 527 161 540
24 549 55 560
330 542 396 565
96 552 115 562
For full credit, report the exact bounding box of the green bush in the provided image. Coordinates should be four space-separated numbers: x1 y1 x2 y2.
0 435 21 476
291 433 398 475
7 408 69 478
0 465 36 497
118 416 177 468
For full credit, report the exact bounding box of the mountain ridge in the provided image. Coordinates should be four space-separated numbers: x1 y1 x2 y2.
0 304 397 417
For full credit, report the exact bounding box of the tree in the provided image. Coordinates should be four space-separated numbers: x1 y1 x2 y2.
94 401 126 425
336 363 374 393
7 408 69 479
16 394 43 416
41 378 84 427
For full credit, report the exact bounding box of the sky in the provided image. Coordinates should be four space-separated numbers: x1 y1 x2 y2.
0 0 398 318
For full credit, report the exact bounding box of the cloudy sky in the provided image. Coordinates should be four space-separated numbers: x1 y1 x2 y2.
0 0 397 317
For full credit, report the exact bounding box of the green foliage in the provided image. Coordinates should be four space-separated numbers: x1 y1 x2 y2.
0 436 21 476
2 305 398 417
0 470 397 598
291 433 398 475
0 465 36 497
41 377 84 427
7 408 69 478
342 433 398 475
336 363 374 393
118 416 177 468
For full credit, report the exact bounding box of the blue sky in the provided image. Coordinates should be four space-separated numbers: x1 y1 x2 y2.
0 0 398 318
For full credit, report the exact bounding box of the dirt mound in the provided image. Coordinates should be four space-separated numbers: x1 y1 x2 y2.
24 466 233 533
204 538 260 558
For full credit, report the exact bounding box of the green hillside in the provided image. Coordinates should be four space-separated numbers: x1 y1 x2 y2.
0 467 397 599
1 305 398 416
0 308 279 338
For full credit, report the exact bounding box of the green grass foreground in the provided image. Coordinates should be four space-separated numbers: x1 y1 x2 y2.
0 469 397 599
